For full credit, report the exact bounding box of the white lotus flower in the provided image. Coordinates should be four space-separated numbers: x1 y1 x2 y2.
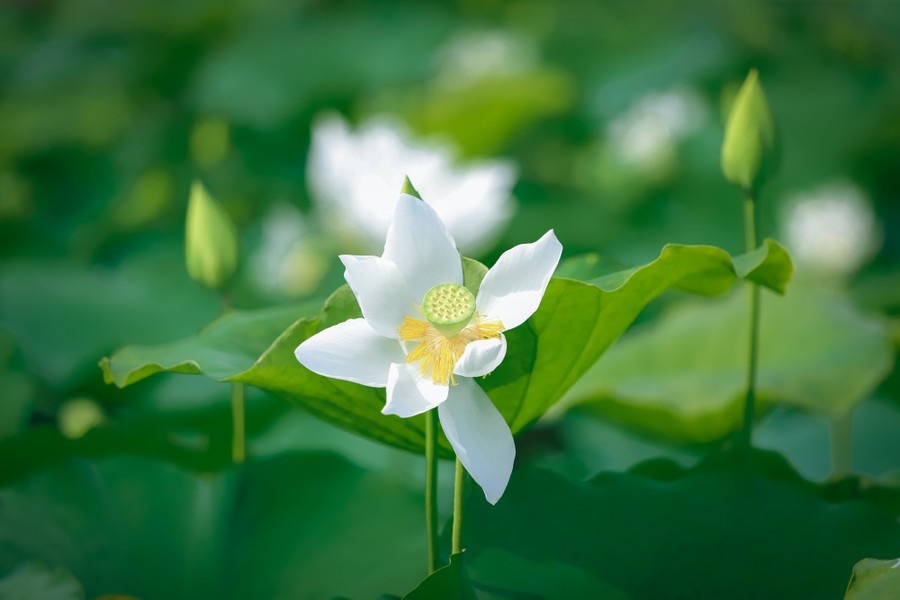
781 180 881 276
295 193 562 504
307 113 516 256
608 88 706 168
435 29 537 88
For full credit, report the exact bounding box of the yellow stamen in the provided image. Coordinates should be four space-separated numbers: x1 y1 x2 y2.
398 314 504 385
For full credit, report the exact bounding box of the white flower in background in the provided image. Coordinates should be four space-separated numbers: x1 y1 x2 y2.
307 113 516 256
249 202 329 297
782 180 881 275
295 194 562 504
435 29 537 88
608 88 706 168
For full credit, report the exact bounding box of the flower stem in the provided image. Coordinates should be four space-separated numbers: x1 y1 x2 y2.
830 412 853 477
231 382 245 464
741 193 761 467
452 458 465 554
425 410 440 573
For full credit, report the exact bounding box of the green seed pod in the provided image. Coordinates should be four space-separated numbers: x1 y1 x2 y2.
422 283 476 337
185 181 238 292
721 69 777 193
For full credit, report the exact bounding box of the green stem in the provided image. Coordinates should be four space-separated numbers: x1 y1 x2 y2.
220 291 244 465
231 382 245 464
452 459 465 554
743 194 758 254
741 194 761 466
425 410 440 573
831 412 853 477
220 291 233 314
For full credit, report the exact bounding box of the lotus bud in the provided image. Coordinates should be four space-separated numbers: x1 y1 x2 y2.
721 69 777 192
185 181 238 291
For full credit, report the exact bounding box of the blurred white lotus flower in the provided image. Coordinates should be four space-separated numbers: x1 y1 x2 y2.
435 29 537 88
249 202 329 297
781 180 881 276
608 88 706 168
307 113 516 256
295 194 562 504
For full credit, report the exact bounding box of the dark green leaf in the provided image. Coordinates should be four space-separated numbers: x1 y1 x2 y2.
463 457 900 600
0 563 84 600
0 452 425 600
0 370 33 440
402 553 476 600
468 549 631 600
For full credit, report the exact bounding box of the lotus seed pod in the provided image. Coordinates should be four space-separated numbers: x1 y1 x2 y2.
422 283 476 337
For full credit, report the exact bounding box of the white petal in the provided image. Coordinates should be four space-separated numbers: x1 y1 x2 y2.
438 378 515 505
340 255 416 338
306 113 351 208
383 194 463 301
428 161 517 256
476 230 562 331
453 335 507 378
383 362 449 418
295 319 403 387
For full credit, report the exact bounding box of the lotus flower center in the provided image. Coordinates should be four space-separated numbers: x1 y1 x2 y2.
422 283 476 337
397 283 504 385
397 283 503 386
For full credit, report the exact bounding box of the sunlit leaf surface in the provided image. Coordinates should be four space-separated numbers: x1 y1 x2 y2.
566 284 892 442
844 557 900 600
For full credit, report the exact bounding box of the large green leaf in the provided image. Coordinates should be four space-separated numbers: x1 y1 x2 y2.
101 242 792 455
565 284 893 443
0 452 426 600
99 303 313 385
480 240 791 438
844 557 900 600
232 287 433 453
462 454 900 600
402 553 476 600
467 549 631 600
558 238 792 295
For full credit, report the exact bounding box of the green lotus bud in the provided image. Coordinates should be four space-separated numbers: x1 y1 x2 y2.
185 181 238 291
401 175 422 199
721 69 776 192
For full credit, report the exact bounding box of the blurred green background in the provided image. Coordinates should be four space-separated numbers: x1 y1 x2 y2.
1 0 899 598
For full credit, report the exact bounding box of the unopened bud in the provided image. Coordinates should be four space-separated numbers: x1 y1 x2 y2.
185 181 238 291
721 69 777 192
